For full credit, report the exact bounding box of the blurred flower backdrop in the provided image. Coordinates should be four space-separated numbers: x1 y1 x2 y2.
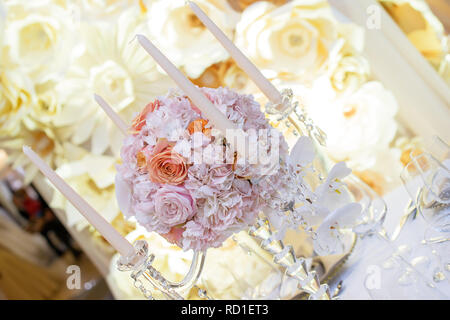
0 0 447 277
380 0 450 85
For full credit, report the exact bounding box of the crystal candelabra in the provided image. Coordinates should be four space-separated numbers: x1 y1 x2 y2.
112 89 387 300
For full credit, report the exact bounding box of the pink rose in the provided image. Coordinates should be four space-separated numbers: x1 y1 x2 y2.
148 142 188 185
155 185 196 227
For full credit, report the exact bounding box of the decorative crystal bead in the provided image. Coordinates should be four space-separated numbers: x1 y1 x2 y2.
194 286 210 300
274 245 296 268
265 88 327 146
249 218 331 299
286 259 309 279
308 284 331 300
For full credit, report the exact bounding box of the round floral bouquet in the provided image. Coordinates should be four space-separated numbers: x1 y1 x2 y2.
115 87 289 251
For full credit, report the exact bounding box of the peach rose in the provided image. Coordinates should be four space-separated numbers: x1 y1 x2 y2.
187 118 211 136
148 143 188 185
131 100 160 133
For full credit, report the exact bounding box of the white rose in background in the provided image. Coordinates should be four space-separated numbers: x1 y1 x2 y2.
0 52 70 183
325 47 371 94
325 24 371 94
0 70 59 183
0 70 35 138
2 0 76 83
27 81 62 126
305 81 399 171
55 7 174 156
147 0 240 78
235 0 337 82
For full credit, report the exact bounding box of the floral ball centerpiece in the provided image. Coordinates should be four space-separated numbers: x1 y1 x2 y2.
115 87 289 251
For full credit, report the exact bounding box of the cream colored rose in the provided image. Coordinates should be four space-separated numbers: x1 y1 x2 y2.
327 49 371 93
325 24 370 93
0 64 71 182
0 70 35 137
3 0 76 82
0 71 62 137
0 68 71 182
54 7 173 156
235 0 337 80
148 0 239 78
29 81 62 125
305 81 399 170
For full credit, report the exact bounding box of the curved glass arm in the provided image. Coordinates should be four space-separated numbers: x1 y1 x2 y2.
116 240 206 300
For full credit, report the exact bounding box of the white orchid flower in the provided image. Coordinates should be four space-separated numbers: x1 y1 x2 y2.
288 136 316 169
313 202 362 256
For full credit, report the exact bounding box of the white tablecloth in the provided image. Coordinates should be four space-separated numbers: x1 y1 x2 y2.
337 182 450 300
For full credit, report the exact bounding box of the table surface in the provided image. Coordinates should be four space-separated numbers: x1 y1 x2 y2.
336 179 450 299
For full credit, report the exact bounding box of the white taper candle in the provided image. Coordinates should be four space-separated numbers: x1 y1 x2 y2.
94 94 129 135
23 146 135 257
136 34 239 134
188 1 283 105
